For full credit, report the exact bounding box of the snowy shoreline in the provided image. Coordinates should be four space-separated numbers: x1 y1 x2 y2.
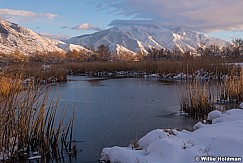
100 103 243 163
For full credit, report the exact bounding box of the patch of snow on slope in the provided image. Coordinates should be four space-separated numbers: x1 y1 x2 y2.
108 43 135 55
57 42 90 53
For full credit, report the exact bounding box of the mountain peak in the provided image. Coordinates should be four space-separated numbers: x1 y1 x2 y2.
0 18 230 57
66 24 229 54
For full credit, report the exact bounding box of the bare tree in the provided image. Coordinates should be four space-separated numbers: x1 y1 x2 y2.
96 45 111 61
147 47 159 60
232 38 243 56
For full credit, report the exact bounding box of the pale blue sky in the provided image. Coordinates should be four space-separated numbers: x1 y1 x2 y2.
0 0 242 41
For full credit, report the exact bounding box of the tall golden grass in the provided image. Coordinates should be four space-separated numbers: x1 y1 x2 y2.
218 67 243 103
0 76 11 97
180 67 243 119
0 74 75 161
180 80 215 119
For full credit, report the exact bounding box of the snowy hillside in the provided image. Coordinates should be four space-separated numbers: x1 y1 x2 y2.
108 43 135 55
0 18 74 55
57 41 91 53
66 24 229 54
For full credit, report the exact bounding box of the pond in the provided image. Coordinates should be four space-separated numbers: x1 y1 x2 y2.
50 76 198 162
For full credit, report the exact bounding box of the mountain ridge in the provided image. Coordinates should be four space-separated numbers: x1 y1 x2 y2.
0 18 63 55
0 18 89 55
65 24 229 54
0 18 230 56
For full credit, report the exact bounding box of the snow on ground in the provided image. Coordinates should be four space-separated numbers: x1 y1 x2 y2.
228 62 243 67
240 102 243 109
101 106 243 163
234 62 243 67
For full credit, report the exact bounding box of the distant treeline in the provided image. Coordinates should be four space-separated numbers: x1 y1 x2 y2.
0 38 243 63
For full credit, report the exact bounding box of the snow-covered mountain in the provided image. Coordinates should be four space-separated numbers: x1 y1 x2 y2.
0 18 230 57
108 43 135 55
66 24 229 54
57 41 91 53
0 18 89 55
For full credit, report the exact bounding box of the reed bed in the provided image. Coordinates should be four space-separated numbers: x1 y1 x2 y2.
61 58 233 75
180 80 215 120
180 67 242 119
0 76 12 97
2 57 235 80
218 67 243 103
0 74 75 162
2 63 67 83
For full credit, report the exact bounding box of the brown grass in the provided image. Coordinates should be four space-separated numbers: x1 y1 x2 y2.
180 80 215 119
60 57 233 76
0 74 74 161
3 63 67 83
1 56 237 80
0 74 22 97
180 67 243 119
218 67 243 103
0 76 11 97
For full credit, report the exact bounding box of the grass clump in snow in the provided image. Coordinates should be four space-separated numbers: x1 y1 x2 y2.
0 73 75 162
180 80 215 120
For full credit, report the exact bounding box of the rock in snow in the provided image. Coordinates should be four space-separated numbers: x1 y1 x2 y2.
100 109 243 163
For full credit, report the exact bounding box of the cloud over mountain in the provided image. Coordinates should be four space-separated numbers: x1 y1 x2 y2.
92 0 243 32
72 23 101 31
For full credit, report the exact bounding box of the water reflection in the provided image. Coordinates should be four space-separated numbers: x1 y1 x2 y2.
49 76 204 162
87 78 107 86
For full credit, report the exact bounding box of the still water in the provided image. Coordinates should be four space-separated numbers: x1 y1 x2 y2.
50 76 197 162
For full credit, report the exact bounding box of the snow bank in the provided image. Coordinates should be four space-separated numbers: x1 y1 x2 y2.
240 102 243 109
207 110 223 121
100 109 243 163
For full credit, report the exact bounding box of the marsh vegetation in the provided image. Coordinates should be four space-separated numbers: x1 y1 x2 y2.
180 67 243 119
0 74 75 162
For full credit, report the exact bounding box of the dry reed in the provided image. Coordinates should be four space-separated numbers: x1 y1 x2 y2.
2 57 235 79
0 74 75 162
218 67 243 103
61 58 233 76
180 80 215 119
3 63 67 83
